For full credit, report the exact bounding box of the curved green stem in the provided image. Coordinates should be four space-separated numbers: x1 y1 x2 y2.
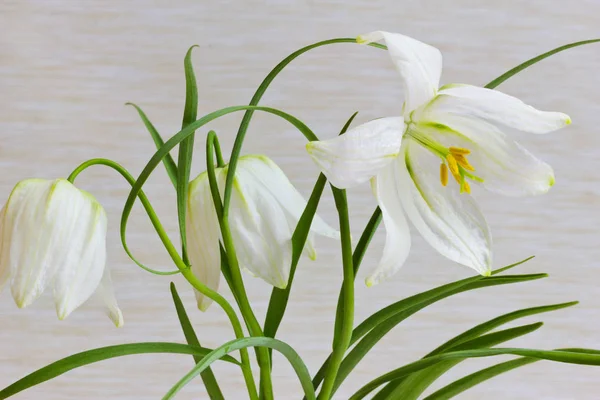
222 38 386 215
206 133 274 400
68 158 258 400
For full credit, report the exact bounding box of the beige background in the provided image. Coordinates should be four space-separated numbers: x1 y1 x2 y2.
1 0 600 399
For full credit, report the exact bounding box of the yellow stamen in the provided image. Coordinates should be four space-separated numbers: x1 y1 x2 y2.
446 154 462 183
440 163 448 187
454 154 475 171
449 146 471 155
463 180 471 194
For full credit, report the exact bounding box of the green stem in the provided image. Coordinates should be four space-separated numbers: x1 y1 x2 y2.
318 188 354 400
206 134 274 400
67 158 258 400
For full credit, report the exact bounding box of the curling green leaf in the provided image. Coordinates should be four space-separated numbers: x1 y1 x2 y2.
170 283 224 400
162 337 315 400
0 343 238 399
126 102 178 187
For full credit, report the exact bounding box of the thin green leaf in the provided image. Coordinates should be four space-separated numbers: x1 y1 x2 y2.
310 256 536 393
263 173 327 339
385 322 544 399
352 207 382 275
170 283 224 400
485 39 600 89
0 342 238 399
423 358 536 400
177 45 199 266
311 270 544 395
350 347 600 400
162 337 315 400
264 112 359 343
126 102 178 187
424 349 600 400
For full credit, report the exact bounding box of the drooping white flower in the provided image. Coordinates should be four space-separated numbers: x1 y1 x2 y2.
307 31 571 285
0 178 123 327
187 155 339 311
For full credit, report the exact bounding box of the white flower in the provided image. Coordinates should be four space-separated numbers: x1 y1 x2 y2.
0 179 123 327
307 31 571 285
187 155 339 311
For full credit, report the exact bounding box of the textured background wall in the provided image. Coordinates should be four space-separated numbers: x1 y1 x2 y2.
1 0 599 398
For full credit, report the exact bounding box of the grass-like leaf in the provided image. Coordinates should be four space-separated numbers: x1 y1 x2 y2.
162 337 314 400
351 347 600 400
310 256 537 393
170 283 224 400
376 300 577 398
484 39 600 89
177 45 199 266
0 342 239 399
126 102 178 187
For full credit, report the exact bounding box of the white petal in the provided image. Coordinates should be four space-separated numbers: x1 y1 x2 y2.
228 171 292 288
365 164 411 286
397 140 492 275
5 179 69 307
187 172 222 311
95 266 124 327
434 84 571 133
414 116 555 196
358 31 442 112
237 155 339 239
52 184 108 321
306 117 404 188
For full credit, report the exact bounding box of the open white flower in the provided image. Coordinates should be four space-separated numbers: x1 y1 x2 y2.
307 31 571 285
187 155 339 311
0 178 123 327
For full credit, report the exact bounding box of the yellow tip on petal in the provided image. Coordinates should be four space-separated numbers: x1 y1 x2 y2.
549 175 556 187
305 141 316 154
564 115 572 125
482 269 492 277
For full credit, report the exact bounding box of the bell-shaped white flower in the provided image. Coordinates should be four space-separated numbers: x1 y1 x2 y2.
307 31 571 285
187 155 339 311
0 178 123 327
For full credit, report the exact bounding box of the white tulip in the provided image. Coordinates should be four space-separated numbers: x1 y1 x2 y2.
307 31 571 285
0 178 123 327
186 155 339 311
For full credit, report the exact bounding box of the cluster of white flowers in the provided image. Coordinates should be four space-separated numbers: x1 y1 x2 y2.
0 31 570 326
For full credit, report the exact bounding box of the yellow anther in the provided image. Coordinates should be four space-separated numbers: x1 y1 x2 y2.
440 163 448 187
463 180 471 194
449 146 471 155
446 154 461 183
454 154 475 171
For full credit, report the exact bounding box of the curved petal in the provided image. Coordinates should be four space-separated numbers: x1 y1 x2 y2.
237 155 339 240
95 266 124 327
365 163 411 286
306 117 404 188
434 84 571 133
358 31 442 112
187 172 222 311
397 139 492 275
414 115 555 196
53 185 108 321
6 179 72 308
228 172 292 289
